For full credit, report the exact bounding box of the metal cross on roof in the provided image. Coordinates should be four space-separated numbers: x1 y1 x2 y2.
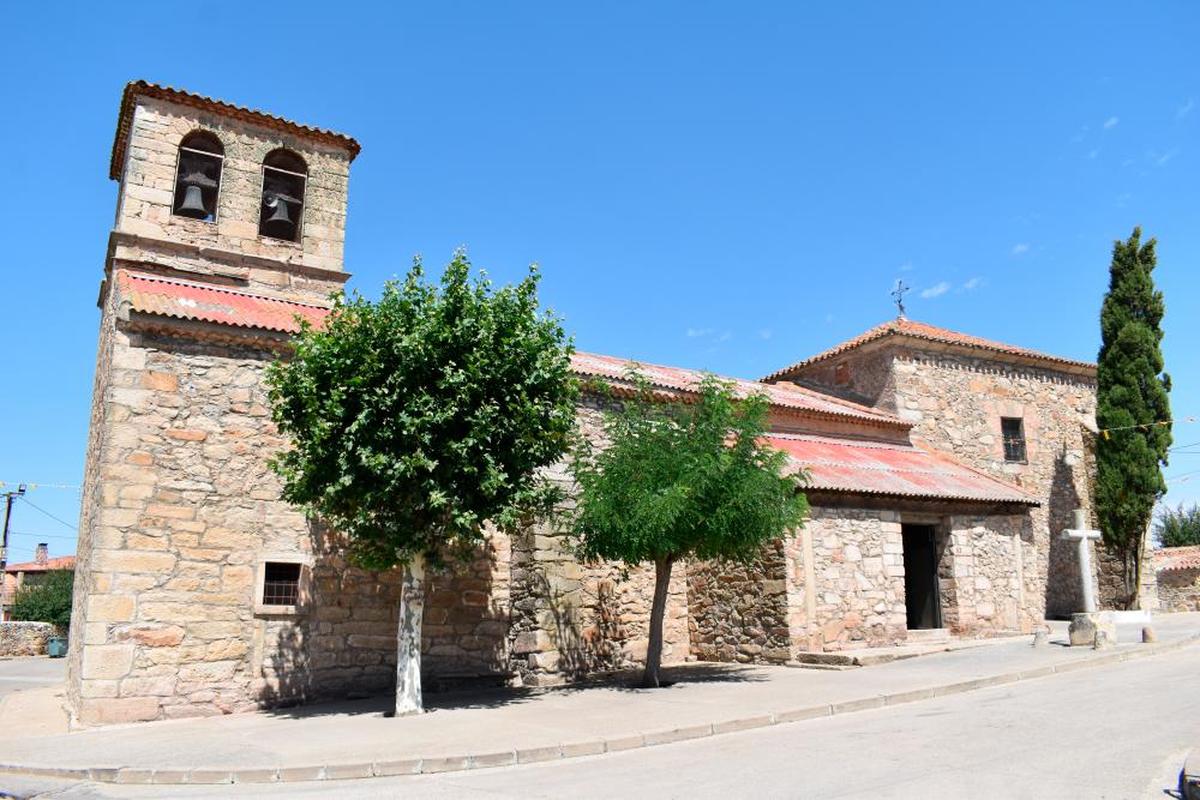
891 280 910 319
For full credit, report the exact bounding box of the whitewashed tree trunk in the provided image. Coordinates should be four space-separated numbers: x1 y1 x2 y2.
395 555 425 716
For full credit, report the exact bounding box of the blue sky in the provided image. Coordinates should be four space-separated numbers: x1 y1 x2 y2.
2 2 1198 561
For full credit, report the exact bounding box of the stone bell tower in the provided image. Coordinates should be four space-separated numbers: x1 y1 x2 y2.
66 82 363 726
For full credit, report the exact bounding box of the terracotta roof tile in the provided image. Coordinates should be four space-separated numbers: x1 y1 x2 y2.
763 318 1096 382
766 433 1037 505
571 351 906 426
5 556 75 574
115 271 330 334
110 81 360 179
1153 545 1200 572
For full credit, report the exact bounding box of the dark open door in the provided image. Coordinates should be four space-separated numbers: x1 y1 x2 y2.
902 524 942 630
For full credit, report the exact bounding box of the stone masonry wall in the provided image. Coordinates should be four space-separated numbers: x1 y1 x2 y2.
943 513 1037 636
785 506 908 652
67 323 515 725
687 541 791 664
117 97 352 274
0 622 58 657
1156 567 1200 613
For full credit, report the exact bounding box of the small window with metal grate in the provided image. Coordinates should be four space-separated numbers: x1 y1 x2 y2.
1001 417 1027 462
262 561 302 606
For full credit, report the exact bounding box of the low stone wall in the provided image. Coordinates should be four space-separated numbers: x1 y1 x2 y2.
0 622 59 656
1157 568 1200 613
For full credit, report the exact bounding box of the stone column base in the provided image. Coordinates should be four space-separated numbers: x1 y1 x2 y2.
1068 611 1117 647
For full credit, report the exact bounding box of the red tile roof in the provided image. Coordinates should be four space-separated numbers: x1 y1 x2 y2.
111 81 361 179
571 351 906 427
766 433 1037 505
1153 545 1200 572
763 318 1096 382
115 271 331 334
5 556 75 574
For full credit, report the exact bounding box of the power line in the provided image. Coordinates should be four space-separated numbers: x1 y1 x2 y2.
1099 416 1196 437
9 530 78 542
15 496 78 532
0 481 81 492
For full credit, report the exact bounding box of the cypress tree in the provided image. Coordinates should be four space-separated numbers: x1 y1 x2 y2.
1095 227 1171 608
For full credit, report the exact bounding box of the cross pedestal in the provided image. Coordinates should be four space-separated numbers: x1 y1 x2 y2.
1061 508 1115 646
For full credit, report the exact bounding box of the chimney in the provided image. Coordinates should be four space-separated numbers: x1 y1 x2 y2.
35 543 48 565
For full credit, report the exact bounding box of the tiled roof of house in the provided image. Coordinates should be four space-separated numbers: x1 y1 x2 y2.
571 351 906 427
114 271 331 334
1153 545 1200 572
4 556 75 574
766 433 1038 505
763 318 1096 382
110 80 361 179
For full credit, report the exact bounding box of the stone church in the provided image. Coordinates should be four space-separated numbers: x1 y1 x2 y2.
67 82 1105 727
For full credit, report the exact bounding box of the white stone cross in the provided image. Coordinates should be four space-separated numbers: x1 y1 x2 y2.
1061 508 1101 613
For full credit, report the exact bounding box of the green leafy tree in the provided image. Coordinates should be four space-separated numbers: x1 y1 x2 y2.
9 569 74 631
266 251 577 715
1155 503 1200 548
571 374 809 688
1096 227 1172 608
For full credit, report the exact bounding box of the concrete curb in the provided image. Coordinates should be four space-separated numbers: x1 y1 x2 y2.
3 634 1197 786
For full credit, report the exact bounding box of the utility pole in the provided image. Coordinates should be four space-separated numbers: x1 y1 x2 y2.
1 484 27 621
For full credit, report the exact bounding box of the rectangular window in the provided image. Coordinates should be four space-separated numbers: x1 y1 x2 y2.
1001 417 1027 462
262 562 302 607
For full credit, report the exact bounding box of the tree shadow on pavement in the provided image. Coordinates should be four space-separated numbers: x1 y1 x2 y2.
262 661 768 718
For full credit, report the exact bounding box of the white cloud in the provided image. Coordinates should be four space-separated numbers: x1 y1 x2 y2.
1149 147 1180 167
1103 116 1120 130
758 329 772 340
686 327 714 338
898 261 914 272
920 282 951 299
716 331 733 343
962 277 983 291
824 313 835 324
1178 98 1195 119
1087 147 1101 160
1011 243 1030 256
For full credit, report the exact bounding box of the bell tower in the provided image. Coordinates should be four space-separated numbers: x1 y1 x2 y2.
106 80 359 302
67 83 362 726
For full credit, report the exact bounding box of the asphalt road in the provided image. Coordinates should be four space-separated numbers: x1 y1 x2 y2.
7 645 1199 799
0 658 64 701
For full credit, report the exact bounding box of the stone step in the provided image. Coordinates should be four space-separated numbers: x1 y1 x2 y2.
904 628 951 645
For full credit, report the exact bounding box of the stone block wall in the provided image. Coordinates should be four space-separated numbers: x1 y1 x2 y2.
0 622 58 657
1156 567 1200 613
787 507 909 651
687 542 791 664
116 97 352 274
942 513 1037 635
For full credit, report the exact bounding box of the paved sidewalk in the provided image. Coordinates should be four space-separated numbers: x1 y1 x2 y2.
2 613 1198 786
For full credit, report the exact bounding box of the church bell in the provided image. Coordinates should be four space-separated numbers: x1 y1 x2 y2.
265 195 293 226
177 184 208 218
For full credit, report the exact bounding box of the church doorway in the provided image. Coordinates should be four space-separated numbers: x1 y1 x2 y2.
902 524 943 630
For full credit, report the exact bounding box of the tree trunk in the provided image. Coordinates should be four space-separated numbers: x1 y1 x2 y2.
641 555 674 689
394 555 425 716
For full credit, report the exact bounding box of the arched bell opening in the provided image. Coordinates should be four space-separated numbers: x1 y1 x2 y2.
172 131 224 222
259 149 307 242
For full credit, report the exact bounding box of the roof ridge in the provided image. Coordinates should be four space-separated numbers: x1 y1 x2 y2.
110 81 360 180
762 317 1095 382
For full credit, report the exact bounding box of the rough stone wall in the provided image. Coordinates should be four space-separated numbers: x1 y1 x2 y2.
793 345 1097 620
66 324 515 725
687 542 791 664
1155 567 1200 613
0 622 58 657
117 97 351 274
943 513 1037 635
786 507 908 651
